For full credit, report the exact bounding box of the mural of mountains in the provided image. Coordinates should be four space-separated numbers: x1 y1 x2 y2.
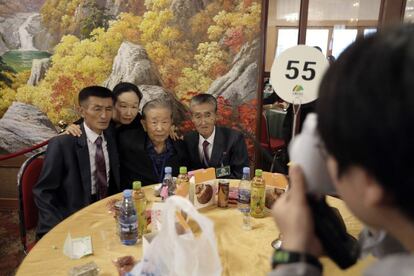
0 0 262 162
0 0 46 16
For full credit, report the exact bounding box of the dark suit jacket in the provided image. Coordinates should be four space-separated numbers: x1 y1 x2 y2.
118 128 189 187
184 126 249 179
33 125 120 236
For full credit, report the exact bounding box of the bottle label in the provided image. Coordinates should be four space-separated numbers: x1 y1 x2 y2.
136 201 147 236
250 187 265 216
238 189 251 204
120 221 138 233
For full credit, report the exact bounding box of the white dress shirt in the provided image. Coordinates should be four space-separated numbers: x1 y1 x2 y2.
198 127 216 163
84 123 110 195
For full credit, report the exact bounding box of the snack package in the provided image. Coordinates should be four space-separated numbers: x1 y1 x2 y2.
265 186 285 210
112 256 136 276
193 180 217 209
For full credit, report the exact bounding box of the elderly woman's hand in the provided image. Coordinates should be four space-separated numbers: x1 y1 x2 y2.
64 124 82 137
169 125 183 141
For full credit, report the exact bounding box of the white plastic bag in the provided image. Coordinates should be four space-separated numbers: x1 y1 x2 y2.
130 196 222 276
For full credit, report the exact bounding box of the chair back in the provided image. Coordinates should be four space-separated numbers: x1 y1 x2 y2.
17 150 45 252
260 112 270 148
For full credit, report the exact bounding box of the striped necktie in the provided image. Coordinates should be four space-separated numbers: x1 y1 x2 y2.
202 140 210 167
95 136 107 199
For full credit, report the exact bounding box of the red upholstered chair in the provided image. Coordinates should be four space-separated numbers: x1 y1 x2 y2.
261 112 286 152
17 150 45 254
261 112 287 173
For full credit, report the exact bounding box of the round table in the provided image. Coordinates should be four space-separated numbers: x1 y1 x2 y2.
16 183 374 276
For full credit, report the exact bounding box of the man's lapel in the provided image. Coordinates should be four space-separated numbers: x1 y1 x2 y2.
76 124 92 196
189 132 204 168
210 127 224 167
104 129 120 191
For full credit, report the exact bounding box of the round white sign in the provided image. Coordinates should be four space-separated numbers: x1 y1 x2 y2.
270 45 329 104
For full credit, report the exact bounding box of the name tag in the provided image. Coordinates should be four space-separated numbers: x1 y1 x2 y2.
216 166 231 178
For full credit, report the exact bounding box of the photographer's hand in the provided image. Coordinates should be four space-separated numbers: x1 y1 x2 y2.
272 165 323 257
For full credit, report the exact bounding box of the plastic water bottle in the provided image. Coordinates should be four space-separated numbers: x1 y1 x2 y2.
160 167 174 200
119 189 138 245
238 167 252 230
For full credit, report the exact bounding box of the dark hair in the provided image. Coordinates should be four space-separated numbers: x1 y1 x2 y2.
112 82 143 103
190 93 217 112
141 97 173 120
317 25 414 221
78 86 113 105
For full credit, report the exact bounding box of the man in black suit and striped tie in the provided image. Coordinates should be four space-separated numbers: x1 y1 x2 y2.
184 94 249 179
33 86 120 238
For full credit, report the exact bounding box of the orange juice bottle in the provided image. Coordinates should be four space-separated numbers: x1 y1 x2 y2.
132 181 147 238
176 166 189 198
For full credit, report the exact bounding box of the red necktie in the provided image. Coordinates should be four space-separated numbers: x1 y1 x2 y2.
202 140 210 167
95 136 107 199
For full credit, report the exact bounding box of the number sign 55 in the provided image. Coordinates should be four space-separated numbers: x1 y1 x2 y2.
285 60 316 81
270 46 329 104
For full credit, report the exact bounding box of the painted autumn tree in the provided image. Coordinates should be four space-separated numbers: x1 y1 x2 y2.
138 1 193 90
79 0 113 39
176 0 261 97
15 25 125 122
40 0 150 40
0 68 30 117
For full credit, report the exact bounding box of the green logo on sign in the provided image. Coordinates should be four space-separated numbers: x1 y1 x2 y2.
292 85 304 92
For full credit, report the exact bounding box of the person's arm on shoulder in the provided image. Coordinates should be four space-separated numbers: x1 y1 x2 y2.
63 124 82 137
169 125 183 141
270 165 323 276
33 137 66 236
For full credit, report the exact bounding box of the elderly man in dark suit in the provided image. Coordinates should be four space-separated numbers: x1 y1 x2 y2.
118 98 188 186
33 86 120 238
184 93 249 179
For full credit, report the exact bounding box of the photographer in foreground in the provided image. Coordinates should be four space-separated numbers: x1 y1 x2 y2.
270 25 414 275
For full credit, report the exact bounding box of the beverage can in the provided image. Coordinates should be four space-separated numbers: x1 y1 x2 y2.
218 180 230 208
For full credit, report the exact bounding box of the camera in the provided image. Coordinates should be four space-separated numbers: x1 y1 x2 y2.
287 113 360 269
288 113 336 195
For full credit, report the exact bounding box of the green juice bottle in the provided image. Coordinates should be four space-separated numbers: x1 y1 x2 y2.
250 169 266 218
132 181 147 238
